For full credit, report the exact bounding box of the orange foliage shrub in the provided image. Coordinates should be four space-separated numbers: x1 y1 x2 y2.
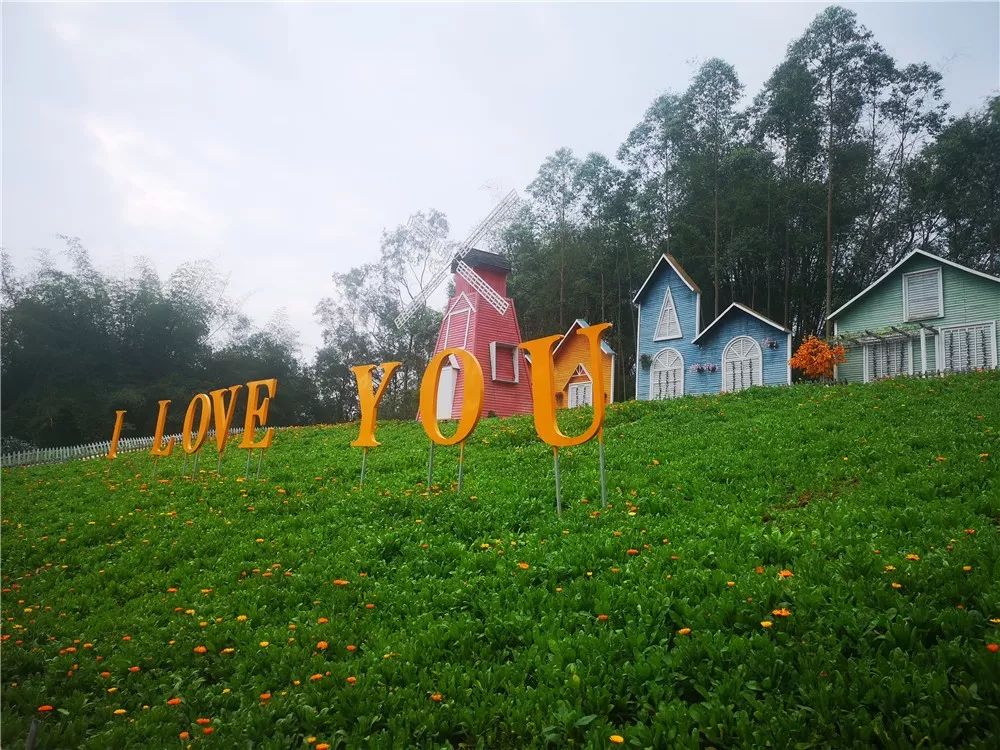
789 336 846 380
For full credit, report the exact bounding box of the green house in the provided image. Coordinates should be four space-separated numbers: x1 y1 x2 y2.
830 250 1000 383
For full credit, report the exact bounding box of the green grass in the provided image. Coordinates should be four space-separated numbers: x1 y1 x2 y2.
3 372 999 749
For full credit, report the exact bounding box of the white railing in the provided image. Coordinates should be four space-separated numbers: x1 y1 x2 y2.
1 428 244 469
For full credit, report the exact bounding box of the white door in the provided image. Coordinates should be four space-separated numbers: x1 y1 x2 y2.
568 381 593 408
436 366 456 419
722 336 763 392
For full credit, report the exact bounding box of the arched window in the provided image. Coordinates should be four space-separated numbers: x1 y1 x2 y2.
650 348 683 399
722 336 762 392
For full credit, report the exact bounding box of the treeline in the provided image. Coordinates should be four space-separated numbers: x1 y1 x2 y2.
0 239 318 448
504 6 998 399
3 6 997 447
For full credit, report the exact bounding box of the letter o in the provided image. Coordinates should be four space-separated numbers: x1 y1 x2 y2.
182 393 212 454
419 348 484 446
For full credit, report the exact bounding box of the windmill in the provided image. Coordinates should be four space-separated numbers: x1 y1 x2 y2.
398 191 534 419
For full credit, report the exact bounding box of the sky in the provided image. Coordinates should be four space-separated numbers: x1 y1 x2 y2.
3 1 998 355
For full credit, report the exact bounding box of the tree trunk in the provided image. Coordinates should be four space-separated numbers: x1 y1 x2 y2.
824 88 834 338
713 182 720 318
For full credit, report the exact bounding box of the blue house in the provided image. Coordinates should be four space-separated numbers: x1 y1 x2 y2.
633 254 792 399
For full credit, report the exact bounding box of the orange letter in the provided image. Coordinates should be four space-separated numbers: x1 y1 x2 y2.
182 393 212 454
418 348 484 446
209 385 243 453
150 400 175 457
519 322 612 447
239 378 278 449
351 362 401 448
107 410 127 459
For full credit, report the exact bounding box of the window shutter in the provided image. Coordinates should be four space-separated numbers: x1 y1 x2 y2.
905 270 941 321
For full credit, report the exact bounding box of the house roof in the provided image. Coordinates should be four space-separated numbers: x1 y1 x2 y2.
523 318 615 365
632 253 701 304
452 248 511 274
828 249 1000 320
551 318 616 358
691 302 790 344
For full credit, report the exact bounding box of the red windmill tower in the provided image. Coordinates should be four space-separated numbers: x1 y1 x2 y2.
396 191 532 419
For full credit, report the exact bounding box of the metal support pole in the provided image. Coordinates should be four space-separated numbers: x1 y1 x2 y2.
255 449 264 480
217 451 223 474
457 441 465 494
553 446 562 517
245 449 252 479
427 442 435 489
194 451 200 475
151 455 159 484
598 433 607 508
360 447 368 488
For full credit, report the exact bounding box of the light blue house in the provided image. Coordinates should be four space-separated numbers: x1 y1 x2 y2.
633 254 792 399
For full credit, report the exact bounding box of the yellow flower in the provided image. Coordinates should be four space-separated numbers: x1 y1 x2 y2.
237 614 248 622
610 735 625 744
259 641 270 648
517 562 530 570
905 553 920 561
891 582 903 589
677 627 692 636
884 565 896 572
962 565 972 572
113 708 126 715
761 621 773 629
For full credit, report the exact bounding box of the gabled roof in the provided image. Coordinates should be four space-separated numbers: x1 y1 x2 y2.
829 249 1000 320
632 253 701 304
691 302 790 344
523 318 615 365
551 318 616 358
452 248 511 274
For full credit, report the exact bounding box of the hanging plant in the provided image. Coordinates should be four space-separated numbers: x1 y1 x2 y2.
639 353 652 369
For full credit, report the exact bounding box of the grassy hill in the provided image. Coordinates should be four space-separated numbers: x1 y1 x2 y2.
2 372 999 749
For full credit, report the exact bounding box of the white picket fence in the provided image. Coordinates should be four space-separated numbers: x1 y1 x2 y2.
1 428 244 469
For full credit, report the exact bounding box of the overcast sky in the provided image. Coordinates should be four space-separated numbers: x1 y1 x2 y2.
3 2 998 354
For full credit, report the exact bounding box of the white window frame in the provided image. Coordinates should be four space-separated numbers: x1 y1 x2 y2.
441 292 474 349
936 320 998 372
653 287 683 341
649 348 684 400
489 341 519 383
902 268 943 322
862 337 913 383
721 336 763 393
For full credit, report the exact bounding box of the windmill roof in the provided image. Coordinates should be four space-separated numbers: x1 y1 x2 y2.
452 248 511 274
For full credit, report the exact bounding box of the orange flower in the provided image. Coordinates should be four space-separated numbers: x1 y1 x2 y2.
316 744 331 750
772 608 792 618
905 553 920 561
179 731 190 740
610 736 625 745
316 641 328 651
346 676 357 685
37 705 54 713
365 603 376 609
964 528 976 535
196 717 211 725
677 627 691 636
260 692 271 701
167 697 182 706
726 581 735 588
333 579 350 587
122 635 131 642
310 673 323 681
203 727 214 735
517 561 530 570
754 566 765 575
128 666 140 673
987 643 999 653
627 549 639 556
778 569 793 579
317 617 329 624
430 693 443 702
193 645 208 654
346 644 357 652
100 671 111 679
113 708 127 716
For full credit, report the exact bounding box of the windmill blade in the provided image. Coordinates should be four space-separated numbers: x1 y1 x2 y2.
452 190 520 260
455 260 509 316
394 190 520 328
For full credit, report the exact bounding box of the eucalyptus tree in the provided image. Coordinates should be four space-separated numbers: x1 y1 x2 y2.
789 6 875 335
